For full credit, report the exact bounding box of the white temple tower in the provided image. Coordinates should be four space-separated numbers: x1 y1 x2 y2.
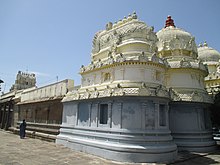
157 16 215 152
198 42 220 96
57 13 177 163
57 14 216 163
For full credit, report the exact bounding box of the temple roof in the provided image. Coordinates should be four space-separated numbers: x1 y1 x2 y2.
157 16 197 54
198 42 220 63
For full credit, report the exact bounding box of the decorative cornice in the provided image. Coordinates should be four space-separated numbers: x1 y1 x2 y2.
160 57 209 76
169 88 213 103
80 53 167 74
62 83 170 102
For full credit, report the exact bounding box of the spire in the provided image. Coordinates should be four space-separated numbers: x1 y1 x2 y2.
165 15 175 28
203 41 208 47
198 43 203 47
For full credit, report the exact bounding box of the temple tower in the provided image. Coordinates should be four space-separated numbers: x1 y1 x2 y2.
198 42 220 96
10 71 36 91
57 13 177 163
157 16 215 152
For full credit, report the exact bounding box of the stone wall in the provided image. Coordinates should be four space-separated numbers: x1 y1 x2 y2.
57 96 177 163
18 99 63 124
21 79 74 103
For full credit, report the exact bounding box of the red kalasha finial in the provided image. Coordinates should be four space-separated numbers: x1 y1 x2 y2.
165 15 175 28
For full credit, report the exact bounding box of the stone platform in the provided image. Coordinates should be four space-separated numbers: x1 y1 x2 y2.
0 130 220 165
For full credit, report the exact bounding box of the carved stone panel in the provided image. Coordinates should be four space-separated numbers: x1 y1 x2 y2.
91 103 98 127
145 101 155 129
112 102 122 129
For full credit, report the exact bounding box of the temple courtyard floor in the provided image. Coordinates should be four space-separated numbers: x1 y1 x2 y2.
0 130 220 165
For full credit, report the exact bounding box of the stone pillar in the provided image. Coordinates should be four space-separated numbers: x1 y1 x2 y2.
13 104 19 127
117 102 123 128
46 106 50 124
108 102 112 128
5 101 12 130
166 103 169 128
141 102 147 129
96 103 99 127
76 103 79 126
0 104 3 124
35 108 38 123
88 103 92 127
154 101 159 129
1 103 7 129
25 109 28 121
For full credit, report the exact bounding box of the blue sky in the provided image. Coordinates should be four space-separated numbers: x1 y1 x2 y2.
0 0 219 92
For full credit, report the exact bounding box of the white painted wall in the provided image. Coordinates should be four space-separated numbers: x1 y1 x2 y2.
81 64 165 87
167 71 205 89
21 79 74 102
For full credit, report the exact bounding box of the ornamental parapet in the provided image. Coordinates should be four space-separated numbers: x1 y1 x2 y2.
63 84 212 103
80 52 168 74
167 58 208 72
206 85 220 96
205 72 220 81
92 12 157 55
62 83 170 102
169 88 213 103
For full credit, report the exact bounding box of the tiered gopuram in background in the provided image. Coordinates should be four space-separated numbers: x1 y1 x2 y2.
10 71 36 91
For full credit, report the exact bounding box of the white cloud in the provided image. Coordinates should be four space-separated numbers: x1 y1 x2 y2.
29 71 51 77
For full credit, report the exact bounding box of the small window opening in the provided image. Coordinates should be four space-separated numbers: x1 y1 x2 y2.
100 104 108 124
159 104 166 126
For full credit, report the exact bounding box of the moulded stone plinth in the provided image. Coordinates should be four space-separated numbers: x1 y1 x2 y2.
56 127 177 163
169 102 216 152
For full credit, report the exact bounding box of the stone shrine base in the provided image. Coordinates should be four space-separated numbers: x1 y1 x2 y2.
56 135 177 163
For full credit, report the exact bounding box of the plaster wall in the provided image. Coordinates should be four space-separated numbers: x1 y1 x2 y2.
207 65 217 73
167 71 205 89
21 80 74 102
118 42 149 53
81 64 165 87
62 102 77 125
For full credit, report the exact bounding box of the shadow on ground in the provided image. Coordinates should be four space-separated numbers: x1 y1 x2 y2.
170 145 220 165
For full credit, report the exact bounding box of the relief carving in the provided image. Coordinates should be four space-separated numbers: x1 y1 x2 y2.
95 59 102 68
83 89 90 99
123 88 139 95
151 53 159 63
112 84 124 96
162 58 170 67
217 65 220 73
71 90 80 100
90 88 99 98
116 53 126 63
102 85 112 97
169 88 181 101
191 91 203 102
139 82 151 96
92 31 102 54
88 61 95 70
155 85 169 97
106 55 114 65
80 65 85 73
139 52 148 62
180 58 191 68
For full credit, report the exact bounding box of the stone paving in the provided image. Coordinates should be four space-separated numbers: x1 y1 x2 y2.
0 130 220 165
